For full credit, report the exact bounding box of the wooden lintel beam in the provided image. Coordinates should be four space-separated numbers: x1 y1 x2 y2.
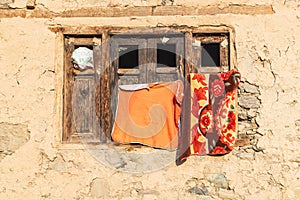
0 4 275 18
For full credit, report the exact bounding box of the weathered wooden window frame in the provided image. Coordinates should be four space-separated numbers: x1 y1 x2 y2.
54 26 235 145
63 35 102 143
192 33 230 73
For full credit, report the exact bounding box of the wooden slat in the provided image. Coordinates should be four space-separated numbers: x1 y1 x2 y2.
193 35 227 44
69 37 95 46
110 34 118 139
153 6 198 16
137 40 147 83
73 77 95 133
49 25 233 36
0 5 273 19
198 67 223 73
93 41 101 141
118 75 140 85
146 38 157 83
154 74 178 82
111 37 142 45
27 5 274 19
101 32 111 142
156 67 177 74
220 38 230 71
63 38 75 142
69 133 101 144
117 68 140 75
185 32 197 74
73 68 95 75
175 37 185 80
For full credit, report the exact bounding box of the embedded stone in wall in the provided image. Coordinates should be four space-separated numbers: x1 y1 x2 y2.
239 81 259 94
90 178 110 198
236 80 261 149
235 133 251 146
0 0 13 8
0 122 30 159
239 95 260 109
238 107 248 120
208 173 228 189
197 196 215 200
188 183 209 195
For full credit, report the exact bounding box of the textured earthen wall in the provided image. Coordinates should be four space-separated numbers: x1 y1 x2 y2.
0 0 300 199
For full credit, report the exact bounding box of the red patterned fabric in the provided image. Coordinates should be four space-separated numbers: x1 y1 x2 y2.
179 70 241 160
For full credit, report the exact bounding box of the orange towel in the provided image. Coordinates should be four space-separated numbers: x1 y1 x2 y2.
111 80 183 150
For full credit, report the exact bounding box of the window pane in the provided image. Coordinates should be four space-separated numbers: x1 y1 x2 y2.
119 45 139 69
201 43 220 67
157 44 176 67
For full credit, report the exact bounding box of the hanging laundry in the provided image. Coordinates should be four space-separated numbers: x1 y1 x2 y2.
111 80 184 150
178 70 241 161
71 47 94 70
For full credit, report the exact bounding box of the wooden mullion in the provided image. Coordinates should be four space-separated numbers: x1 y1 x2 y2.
110 34 118 140
220 36 229 71
137 39 147 83
146 38 156 83
100 32 111 143
175 37 185 79
185 32 197 75
93 38 101 142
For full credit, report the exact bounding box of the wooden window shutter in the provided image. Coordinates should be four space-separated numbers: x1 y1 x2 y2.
63 36 103 143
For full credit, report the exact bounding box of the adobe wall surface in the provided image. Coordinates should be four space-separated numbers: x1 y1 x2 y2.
0 0 300 199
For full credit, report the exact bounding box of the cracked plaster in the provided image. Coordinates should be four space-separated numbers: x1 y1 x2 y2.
0 0 300 199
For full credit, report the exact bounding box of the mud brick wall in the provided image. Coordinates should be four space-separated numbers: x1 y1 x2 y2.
1 0 300 199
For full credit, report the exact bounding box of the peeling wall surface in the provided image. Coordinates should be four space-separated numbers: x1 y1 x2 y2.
1 0 300 199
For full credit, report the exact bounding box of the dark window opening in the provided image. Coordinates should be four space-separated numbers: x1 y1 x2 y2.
119 45 139 69
157 44 176 67
201 43 220 67
74 45 93 50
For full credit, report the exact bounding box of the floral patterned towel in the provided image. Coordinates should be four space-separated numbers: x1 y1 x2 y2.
178 70 241 161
